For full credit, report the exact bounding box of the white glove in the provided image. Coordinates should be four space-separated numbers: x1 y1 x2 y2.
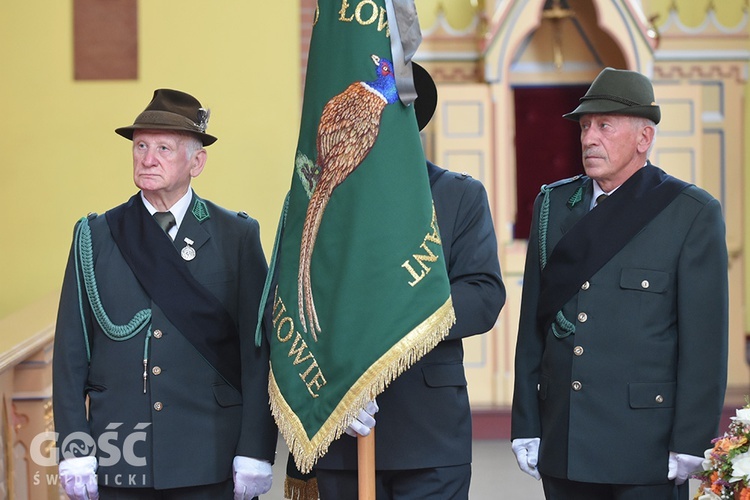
233 456 273 499
667 451 704 485
345 400 379 437
59 456 99 500
511 437 541 480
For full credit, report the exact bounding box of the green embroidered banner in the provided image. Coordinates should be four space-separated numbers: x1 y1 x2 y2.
269 0 454 473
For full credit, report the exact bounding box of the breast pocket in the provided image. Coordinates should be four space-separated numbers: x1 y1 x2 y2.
619 268 669 294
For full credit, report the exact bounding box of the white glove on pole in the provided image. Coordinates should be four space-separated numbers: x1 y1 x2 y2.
233 456 273 499
511 437 541 480
345 399 379 437
667 451 704 485
59 456 99 500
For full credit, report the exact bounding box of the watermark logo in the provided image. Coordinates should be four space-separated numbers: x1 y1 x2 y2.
30 423 151 467
60 432 96 460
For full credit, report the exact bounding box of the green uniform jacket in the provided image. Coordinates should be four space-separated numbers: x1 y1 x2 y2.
317 162 505 471
53 192 277 489
511 164 728 484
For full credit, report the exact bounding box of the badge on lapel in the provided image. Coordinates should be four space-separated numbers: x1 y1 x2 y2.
181 237 196 261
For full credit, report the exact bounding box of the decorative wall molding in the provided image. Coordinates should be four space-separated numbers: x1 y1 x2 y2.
654 63 747 83
655 50 750 62
658 8 748 35
430 65 483 82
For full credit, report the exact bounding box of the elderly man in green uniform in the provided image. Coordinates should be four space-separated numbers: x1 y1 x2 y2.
53 89 277 499
510 68 728 499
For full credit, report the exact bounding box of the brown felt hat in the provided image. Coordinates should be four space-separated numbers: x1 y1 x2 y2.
115 89 217 146
413 62 437 131
563 67 661 124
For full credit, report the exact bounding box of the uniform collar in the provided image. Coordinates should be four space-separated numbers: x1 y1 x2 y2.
140 188 193 237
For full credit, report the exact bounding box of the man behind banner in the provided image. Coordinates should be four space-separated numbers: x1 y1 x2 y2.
53 89 277 499
511 68 728 500
311 63 506 500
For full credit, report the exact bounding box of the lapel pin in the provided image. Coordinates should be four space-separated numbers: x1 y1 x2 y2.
181 237 196 261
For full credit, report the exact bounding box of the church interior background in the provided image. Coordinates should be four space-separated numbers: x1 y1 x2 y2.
303 0 750 438
1 0 749 497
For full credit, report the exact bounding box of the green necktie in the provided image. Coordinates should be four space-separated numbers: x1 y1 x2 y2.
153 211 176 239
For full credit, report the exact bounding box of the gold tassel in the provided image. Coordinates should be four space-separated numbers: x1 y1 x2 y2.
284 476 319 500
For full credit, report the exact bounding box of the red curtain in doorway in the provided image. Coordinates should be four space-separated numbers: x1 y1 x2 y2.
513 86 587 240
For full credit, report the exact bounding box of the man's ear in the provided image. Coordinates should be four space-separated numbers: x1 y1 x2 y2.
637 125 655 154
190 149 207 178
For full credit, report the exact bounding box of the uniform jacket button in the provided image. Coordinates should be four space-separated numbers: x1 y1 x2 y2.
581 281 590 290
655 395 664 404
641 280 650 289
577 312 588 323
154 402 163 411
573 346 584 356
152 366 162 375
572 381 582 391
153 329 163 339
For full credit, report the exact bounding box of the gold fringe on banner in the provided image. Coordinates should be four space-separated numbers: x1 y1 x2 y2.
270 297 456 474
284 476 319 500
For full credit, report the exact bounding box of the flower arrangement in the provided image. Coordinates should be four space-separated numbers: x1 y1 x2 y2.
694 404 750 500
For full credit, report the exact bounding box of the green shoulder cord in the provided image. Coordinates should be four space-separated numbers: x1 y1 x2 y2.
73 216 154 392
538 188 576 339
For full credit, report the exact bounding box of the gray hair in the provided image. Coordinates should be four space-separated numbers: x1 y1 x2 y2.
630 116 657 157
178 133 204 159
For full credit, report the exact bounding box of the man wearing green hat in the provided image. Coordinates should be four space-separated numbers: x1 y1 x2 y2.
53 89 277 499
510 68 728 499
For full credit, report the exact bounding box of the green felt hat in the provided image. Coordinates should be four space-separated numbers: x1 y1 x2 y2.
116 89 217 146
563 67 661 124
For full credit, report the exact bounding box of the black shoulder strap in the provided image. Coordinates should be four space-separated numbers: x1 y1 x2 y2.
538 164 689 332
105 194 242 390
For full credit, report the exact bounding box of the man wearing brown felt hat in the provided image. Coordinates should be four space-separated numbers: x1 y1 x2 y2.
115 88 218 146
54 89 277 499
511 67 728 500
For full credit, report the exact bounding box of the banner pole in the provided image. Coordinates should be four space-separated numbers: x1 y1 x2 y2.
358 430 376 500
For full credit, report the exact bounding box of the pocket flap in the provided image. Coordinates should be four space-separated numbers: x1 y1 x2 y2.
422 364 467 388
629 382 676 408
620 268 669 293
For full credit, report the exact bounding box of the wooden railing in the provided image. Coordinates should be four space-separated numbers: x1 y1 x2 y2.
0 292 59 500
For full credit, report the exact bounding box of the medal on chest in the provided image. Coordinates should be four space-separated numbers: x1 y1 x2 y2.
181 237 196 261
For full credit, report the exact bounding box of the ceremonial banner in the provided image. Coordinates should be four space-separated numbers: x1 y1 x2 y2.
267 0 454 473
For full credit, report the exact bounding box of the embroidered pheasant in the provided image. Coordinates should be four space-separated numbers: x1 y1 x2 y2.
298 54 400 339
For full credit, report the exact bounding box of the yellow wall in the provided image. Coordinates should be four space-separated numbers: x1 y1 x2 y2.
747 77 750 333
0 1 299 318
